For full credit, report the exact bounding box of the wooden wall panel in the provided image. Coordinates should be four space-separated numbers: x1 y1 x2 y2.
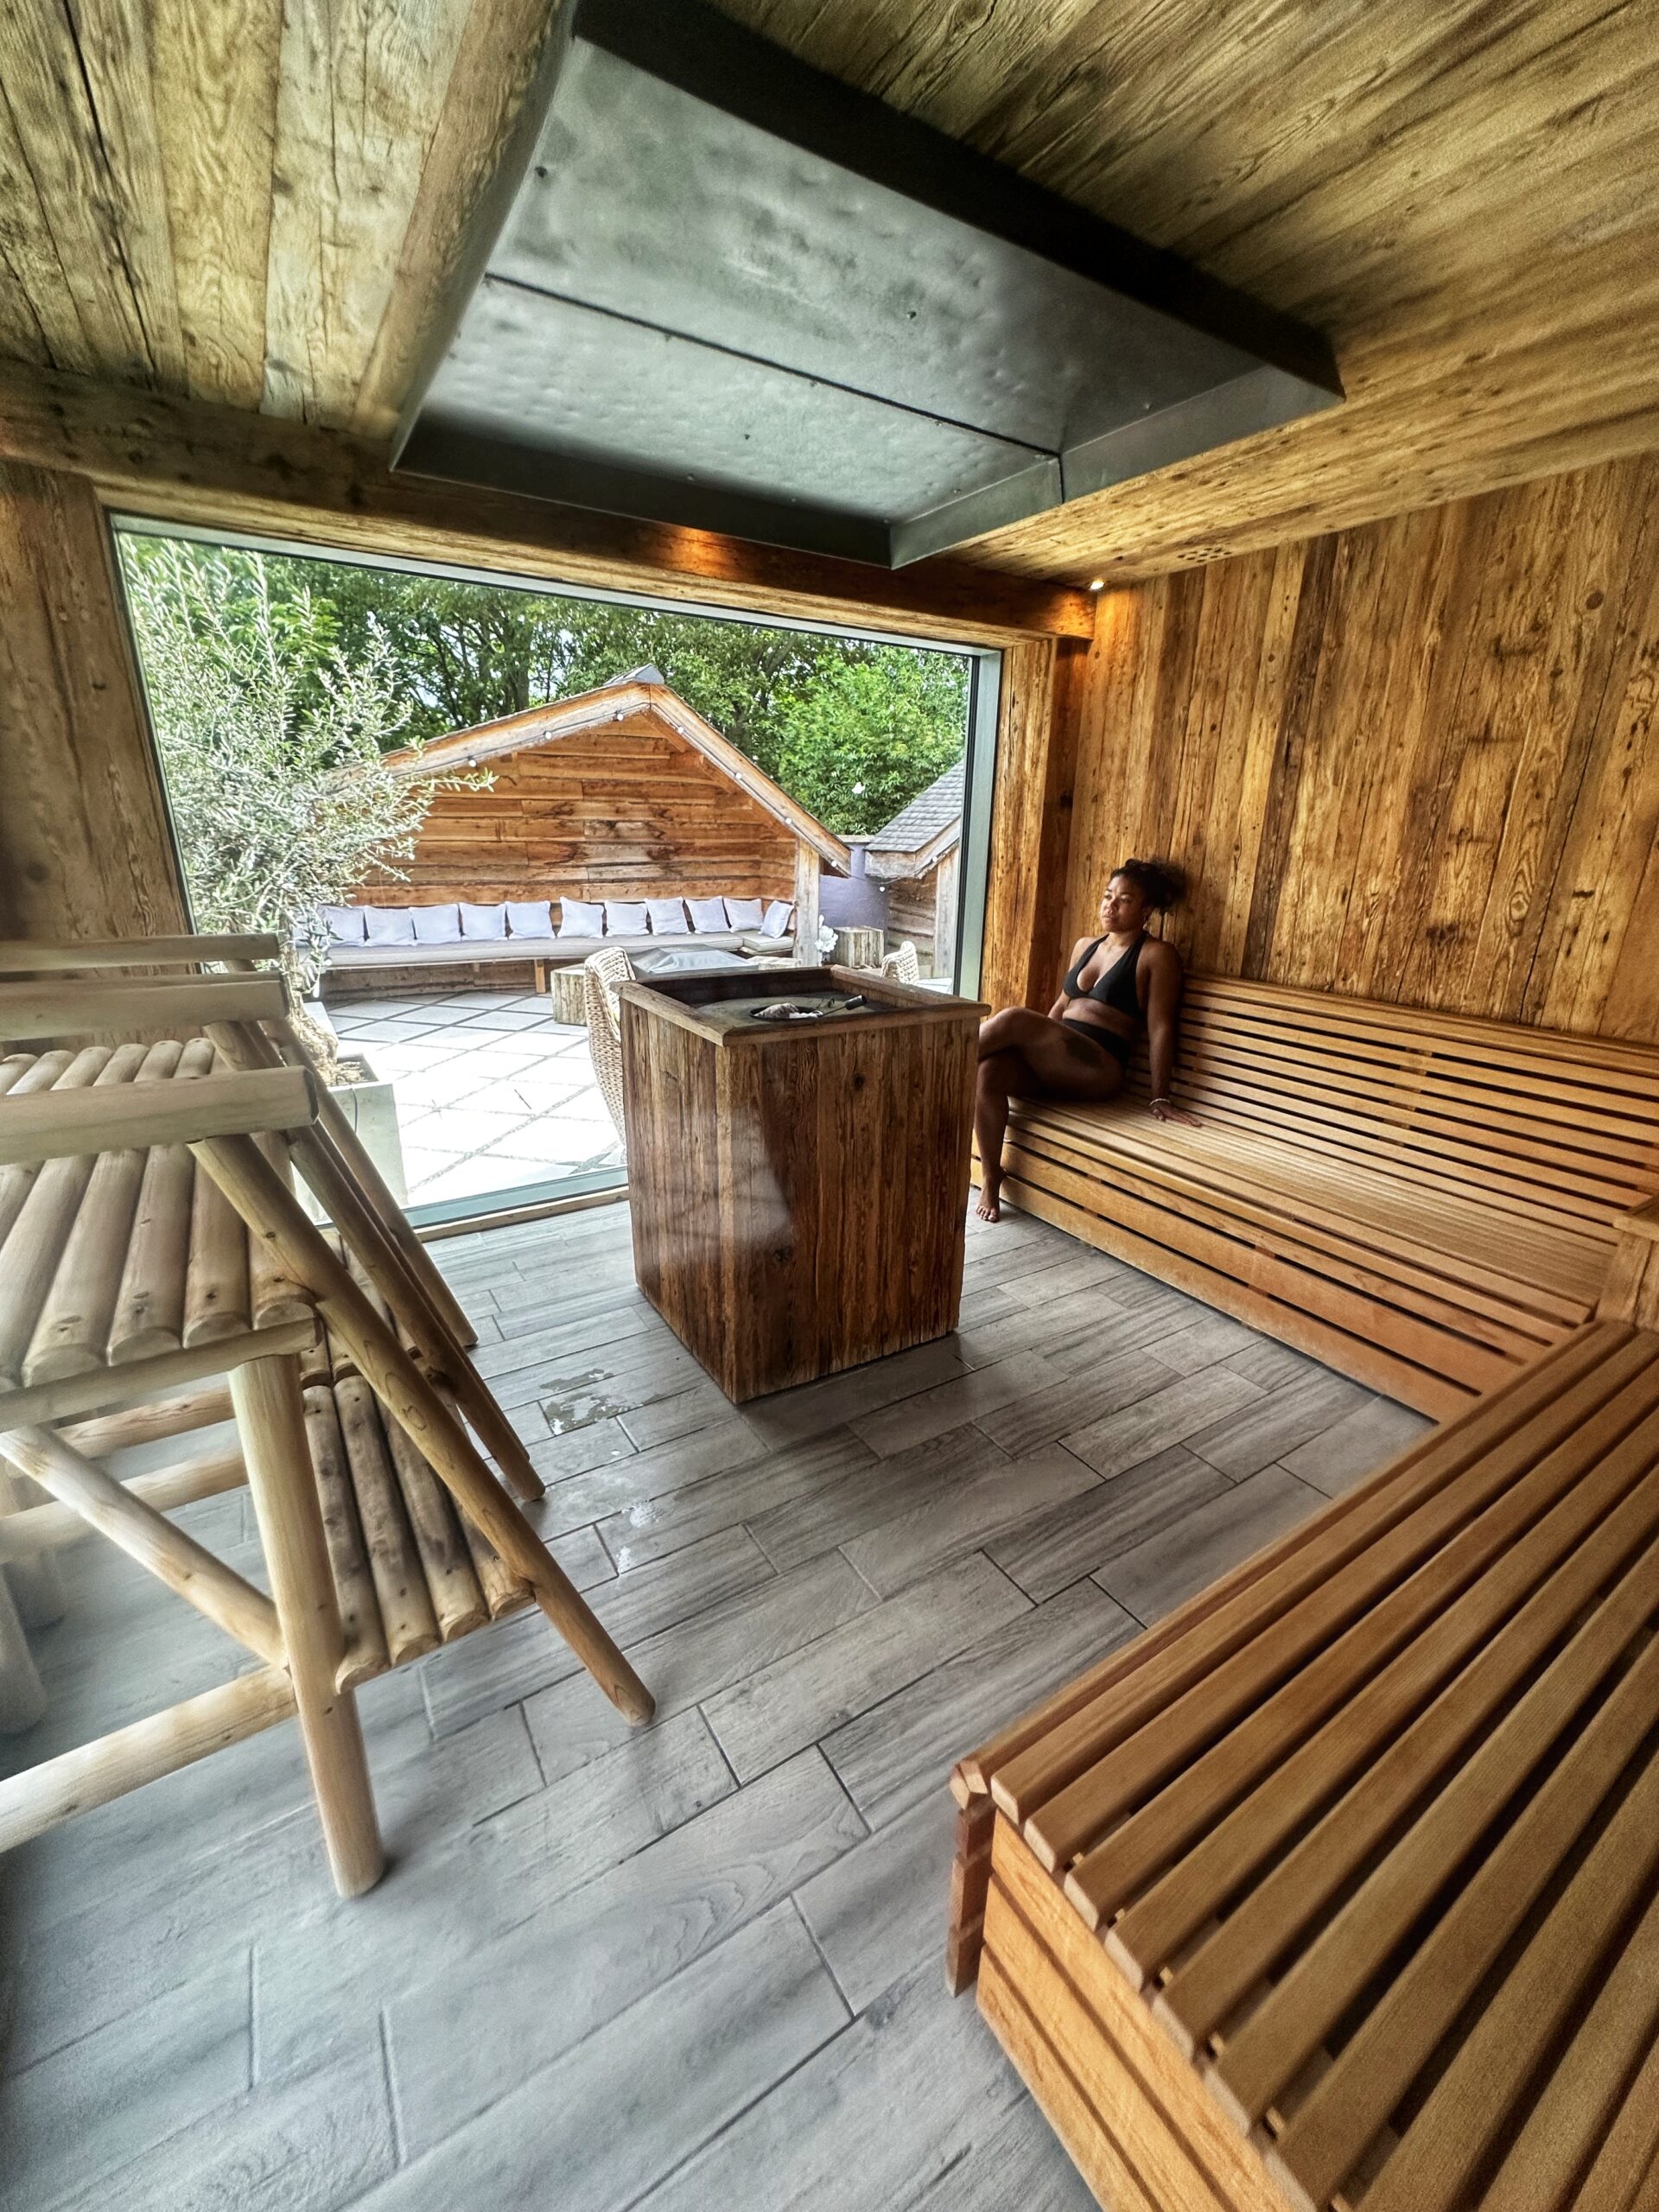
1054 450 1659 1042
362 717 798 910
0 461 185 944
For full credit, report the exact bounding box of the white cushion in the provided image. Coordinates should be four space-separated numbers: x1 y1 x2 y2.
362 906 416 945
459 902 506 940
686 897 730 934
760 899 794 940
505 899 553 939
646 898 689 935
605 899 650 938
559 898 605 940
321 905 366 944
410 903 462 944
724 897 764 930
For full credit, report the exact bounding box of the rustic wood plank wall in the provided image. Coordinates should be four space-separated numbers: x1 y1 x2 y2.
0 461 186 944
364 716 799 910
1056 452 1659 1042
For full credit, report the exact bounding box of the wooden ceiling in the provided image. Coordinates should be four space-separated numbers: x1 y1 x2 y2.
1 0 1653 586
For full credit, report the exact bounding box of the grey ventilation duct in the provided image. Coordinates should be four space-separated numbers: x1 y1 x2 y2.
394 0 1343 569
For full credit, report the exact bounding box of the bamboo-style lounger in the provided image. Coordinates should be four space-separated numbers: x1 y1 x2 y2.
0 939 652 1897
946 1200 1659 2211
1001 974 1659 1415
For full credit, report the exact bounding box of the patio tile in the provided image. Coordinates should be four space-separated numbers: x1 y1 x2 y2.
483 1120 618 1166
457 1007 563 1031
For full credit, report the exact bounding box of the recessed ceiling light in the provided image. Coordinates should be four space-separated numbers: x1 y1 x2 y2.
1088 578 1106 591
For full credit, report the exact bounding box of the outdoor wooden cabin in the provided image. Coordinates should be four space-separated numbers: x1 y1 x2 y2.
865 761 964 978
2 2 1658 2208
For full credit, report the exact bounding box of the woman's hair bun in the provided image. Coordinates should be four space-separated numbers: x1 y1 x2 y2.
1113 857 1186 910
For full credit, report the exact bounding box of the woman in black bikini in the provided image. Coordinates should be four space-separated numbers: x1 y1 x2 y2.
974 859 1198 1223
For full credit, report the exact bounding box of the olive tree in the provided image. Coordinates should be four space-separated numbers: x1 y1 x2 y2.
120 539 467 1020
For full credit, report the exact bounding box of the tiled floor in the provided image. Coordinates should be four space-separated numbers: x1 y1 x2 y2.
327 988 623 1205
0 1201 1433 2210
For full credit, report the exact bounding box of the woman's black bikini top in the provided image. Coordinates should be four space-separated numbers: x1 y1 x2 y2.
1063 933 1146 1020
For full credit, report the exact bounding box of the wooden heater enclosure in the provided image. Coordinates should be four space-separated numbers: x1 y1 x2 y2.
620 967 983 1401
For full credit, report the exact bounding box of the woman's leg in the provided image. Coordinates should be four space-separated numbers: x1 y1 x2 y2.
974 1013 1123 1220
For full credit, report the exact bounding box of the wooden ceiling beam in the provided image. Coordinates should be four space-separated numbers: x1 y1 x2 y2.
0 363 1094 644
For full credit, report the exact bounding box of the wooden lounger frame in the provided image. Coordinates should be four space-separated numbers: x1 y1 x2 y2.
1000 974 1659 1415
945 1205 1659 2210
0 939 653 1897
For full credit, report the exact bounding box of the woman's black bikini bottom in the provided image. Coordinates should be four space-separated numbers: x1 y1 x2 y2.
1060 1018 1132 1070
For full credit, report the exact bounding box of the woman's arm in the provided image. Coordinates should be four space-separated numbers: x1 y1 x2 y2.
1143 946 1200 1125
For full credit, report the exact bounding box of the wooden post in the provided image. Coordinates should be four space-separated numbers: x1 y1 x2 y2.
793 842 822 966
0 1463 64 1624
932 845 961 982
230 1351 383 1897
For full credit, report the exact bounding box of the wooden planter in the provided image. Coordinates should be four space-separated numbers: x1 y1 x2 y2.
619 965 984 1400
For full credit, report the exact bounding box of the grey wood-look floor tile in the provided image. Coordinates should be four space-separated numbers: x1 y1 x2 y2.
486 1332 698 1418
742 1339 970 1445
384 1749 863 2156
747 1424 1010 1574
986 1444 1234 1604
974 1344 1178 1459
821 1578 1136 1830
1153 1311 1274 1373
796 1789 958 2012
365 1904 846 2212
954 1281 1027 1330
1282 1394 1435 1494
48 2050 395 2212
531 1418 772 1540
525 1551 878 1784
8 1705 540 2070
1094 1463 1326 1624
531 1520 615 1591
0 1954 251 2210
950 1281 1136 1370
704 1553 1030 1784
1185 1368 1371 1478
1003 1248 1144 1302
597 1427 878 1573
962 1231 1099 1290
850 1351 1061 1457
633 1955 1027 2212
1062 1363 1266 1479
619 1377 758 1451
472 1299 656 1370
421 1525 773 1737
524 1415 638 1480
840 1445 1100 1598
255 1707 736 2084
1224 1334 1339 1390
904 2098 1099 2210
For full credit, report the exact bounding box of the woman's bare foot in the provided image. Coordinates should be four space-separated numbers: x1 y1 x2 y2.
975 1179 1002 1223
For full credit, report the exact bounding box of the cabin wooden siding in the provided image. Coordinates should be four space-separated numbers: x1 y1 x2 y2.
1058 449 1659 1044
360 711 800 911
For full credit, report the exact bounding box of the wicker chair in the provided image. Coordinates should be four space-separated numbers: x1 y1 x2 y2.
880 941 921 985
582 948 635 1142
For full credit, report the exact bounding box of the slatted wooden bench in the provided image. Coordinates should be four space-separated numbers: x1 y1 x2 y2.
1001 975 1659 1415
945 1207 1659 2211
0 944 652 1893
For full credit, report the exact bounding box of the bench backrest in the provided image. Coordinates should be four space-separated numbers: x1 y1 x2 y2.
1161 976 1659 1243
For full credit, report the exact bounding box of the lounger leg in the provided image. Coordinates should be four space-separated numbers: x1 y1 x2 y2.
231 1351 383 1897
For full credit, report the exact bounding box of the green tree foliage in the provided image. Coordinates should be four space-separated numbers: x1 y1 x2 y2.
118 537 471 996
772 648 969 834
119 534 969 836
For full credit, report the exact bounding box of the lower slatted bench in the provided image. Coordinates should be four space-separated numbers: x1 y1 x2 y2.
945 1206 1659 2211
1001 976 1659 1416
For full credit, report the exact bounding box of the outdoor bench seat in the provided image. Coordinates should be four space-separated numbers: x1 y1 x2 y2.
1001 975 1659 1416
944 1213 1659 2212
320 929 787 972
